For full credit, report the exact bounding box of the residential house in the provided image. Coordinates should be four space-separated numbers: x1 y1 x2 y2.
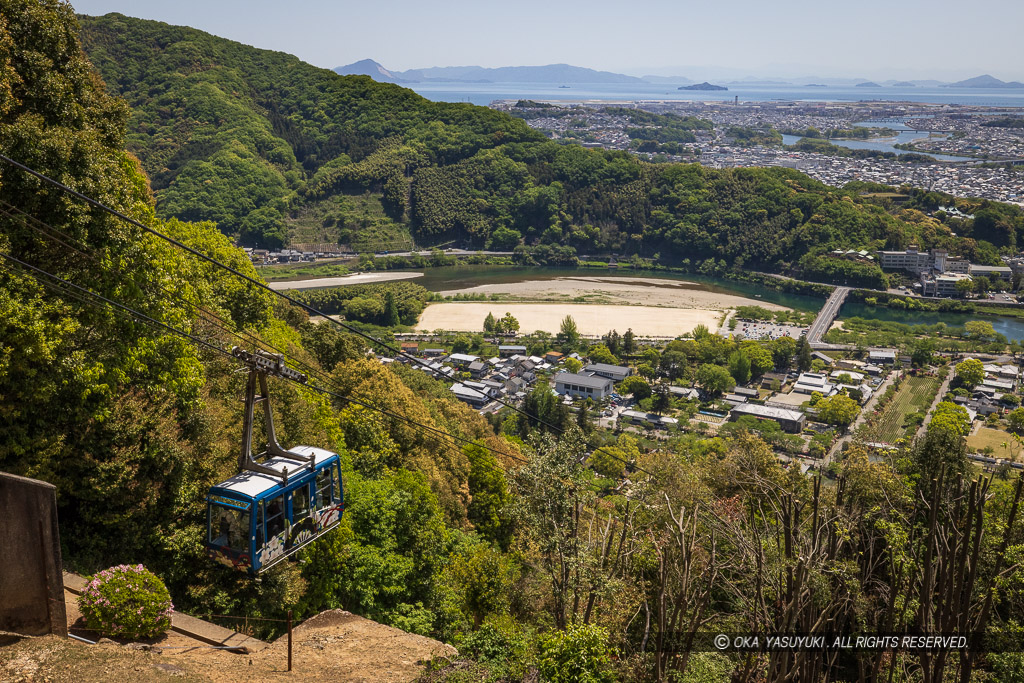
553 372 614 399
583 363 632 382
729 403 806 433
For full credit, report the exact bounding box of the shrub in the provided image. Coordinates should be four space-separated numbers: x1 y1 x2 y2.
538 623 615 683
78 564 173 639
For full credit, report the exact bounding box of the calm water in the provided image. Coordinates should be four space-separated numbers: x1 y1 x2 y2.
408 81 1024 108
840 302 1024 341
415 265 1024 340
780 132 973 162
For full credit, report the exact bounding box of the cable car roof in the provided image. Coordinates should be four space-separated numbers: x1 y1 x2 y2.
210 446 339 500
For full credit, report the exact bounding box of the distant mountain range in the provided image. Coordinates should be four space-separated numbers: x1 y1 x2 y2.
333 60 1024 89
943 74 1024 88
333 60 643 84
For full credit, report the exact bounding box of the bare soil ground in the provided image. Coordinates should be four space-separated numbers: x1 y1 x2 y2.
417 302 723 336
435 275 787 310
1 590 454 683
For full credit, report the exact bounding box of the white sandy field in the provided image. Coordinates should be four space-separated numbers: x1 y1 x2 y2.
433 275 788 310
417 303 723 337
269 271 423 290
417 275 788 336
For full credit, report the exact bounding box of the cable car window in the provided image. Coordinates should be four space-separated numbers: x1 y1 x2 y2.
256 501 265 547
266 495 285 539
334 464 342 500
293 485 311 522
316 469 333 507
211 504 249 553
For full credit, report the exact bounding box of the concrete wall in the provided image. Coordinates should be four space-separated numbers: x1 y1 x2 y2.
0 472 67 636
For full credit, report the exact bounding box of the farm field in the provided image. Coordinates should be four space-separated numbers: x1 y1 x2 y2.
967 426 1022 460
861 375 941 445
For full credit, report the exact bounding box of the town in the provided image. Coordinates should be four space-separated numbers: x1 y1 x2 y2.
493 99 1024 205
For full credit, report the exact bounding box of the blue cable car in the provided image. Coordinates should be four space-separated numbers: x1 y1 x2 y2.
206 348 345 574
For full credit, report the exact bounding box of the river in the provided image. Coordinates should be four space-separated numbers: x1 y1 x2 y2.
413 265 1024 341
780 131 974 162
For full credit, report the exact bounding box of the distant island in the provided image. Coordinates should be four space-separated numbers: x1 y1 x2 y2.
892 81 916 87
944 74 1024 89
805 83 827 87
680 82 727 91
856 81 881 88
334 58 411 84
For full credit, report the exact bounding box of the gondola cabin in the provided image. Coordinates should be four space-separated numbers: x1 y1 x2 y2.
206 446 344 574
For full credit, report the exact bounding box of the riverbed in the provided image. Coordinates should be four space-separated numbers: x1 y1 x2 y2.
416 302 724 336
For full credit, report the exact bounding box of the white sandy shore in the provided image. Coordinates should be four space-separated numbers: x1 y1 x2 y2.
435 275 786 310
416 303 724 337
269 271 423 290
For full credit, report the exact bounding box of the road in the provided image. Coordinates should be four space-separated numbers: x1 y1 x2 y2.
826 369 902 464
807 286 851 348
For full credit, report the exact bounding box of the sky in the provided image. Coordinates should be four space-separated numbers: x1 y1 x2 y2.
70 0 1024 82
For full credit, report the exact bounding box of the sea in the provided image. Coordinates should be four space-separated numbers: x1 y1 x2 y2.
406 81 1024 108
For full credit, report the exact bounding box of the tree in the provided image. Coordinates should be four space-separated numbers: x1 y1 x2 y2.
496 312 520 335
727 351 751 384
483 312 496 334
772 336 797 369
797 337 813 371
564 357 583 373
452 334 472 354
652 384 672 415
558 315 580 349
588 344 619 366
622 328 636 354
964 320 997 341
1008 407 1024 435
955 358 985 388
602 329 621 356
814 394 860 427
955 277 975 297
695 364 735 396
382 290 400 326
620 376 652 400
446 542 518 629
910 340 934 368
744 345 774 377
465 443 513 550
576 400 592 434
929 401 971 438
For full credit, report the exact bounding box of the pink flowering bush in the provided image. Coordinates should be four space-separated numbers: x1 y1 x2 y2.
78 564 173 639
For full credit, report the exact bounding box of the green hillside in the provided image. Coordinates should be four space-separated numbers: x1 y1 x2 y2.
77 13 1024 285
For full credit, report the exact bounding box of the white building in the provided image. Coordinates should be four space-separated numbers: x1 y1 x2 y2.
553 372 614 399
793 372 835 396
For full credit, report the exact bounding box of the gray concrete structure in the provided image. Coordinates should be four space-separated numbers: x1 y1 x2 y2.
0 472 66 637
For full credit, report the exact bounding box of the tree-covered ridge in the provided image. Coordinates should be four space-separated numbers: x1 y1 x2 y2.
76 13 540 247
72 12 1024 284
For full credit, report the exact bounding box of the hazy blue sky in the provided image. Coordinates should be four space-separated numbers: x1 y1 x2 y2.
70 0 1024 81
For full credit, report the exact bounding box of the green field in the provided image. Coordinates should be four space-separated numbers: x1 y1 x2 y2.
861 375 941 445
967 426 1022 458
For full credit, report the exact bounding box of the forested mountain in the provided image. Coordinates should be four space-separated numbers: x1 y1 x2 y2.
6 5 1024 681
2 0 516 635
77 13 1024 285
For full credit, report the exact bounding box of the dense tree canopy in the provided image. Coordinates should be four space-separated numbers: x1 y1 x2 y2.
71 14 1024 285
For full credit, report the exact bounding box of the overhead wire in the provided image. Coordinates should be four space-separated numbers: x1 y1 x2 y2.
0 154 650 476
0 210 530 474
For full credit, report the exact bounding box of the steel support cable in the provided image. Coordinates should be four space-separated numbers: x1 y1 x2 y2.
0 154 650 476
0 244 528 474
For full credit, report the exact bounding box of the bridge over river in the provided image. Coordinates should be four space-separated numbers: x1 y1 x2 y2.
806 286 851 350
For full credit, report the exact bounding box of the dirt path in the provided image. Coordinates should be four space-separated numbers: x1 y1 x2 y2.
3 597 453 683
